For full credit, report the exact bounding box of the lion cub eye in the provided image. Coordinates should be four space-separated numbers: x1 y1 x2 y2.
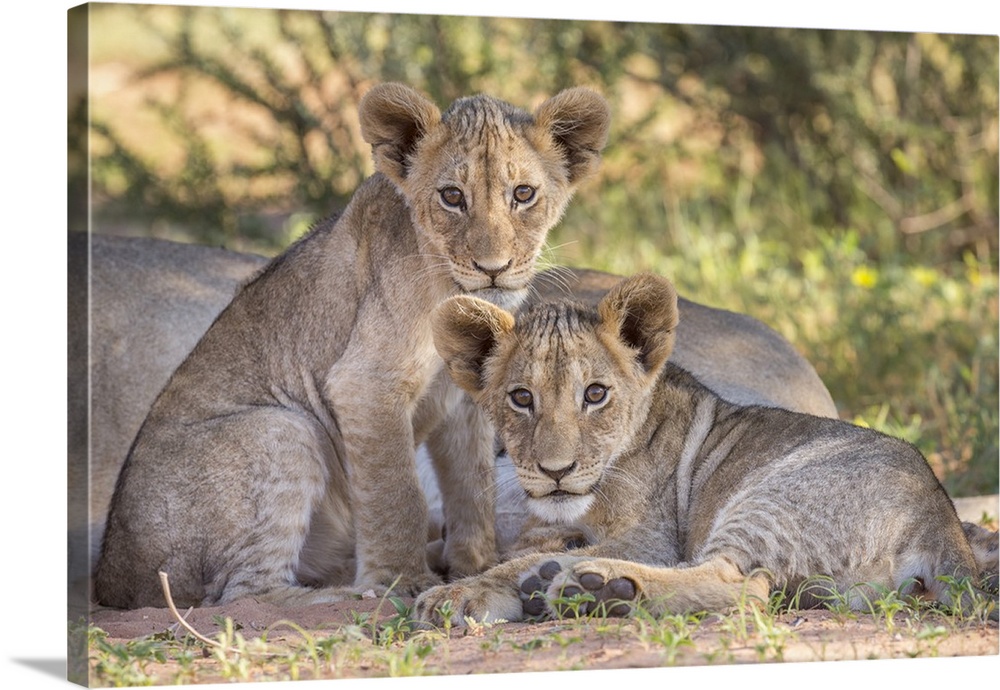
509 388 534 410
439 187 465 209
513 185 536 204
583 383 608 406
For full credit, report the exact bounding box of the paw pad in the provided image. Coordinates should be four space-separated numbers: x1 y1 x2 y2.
518 560 637 619
538 560 563 580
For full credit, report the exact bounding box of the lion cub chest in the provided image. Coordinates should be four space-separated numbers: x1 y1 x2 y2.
323 303 447 427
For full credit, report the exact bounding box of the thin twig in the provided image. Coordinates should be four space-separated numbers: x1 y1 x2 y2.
158 571 237 652
166 605 194 638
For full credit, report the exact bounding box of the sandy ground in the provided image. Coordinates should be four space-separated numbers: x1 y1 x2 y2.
87 594 998 684
81 495 999 685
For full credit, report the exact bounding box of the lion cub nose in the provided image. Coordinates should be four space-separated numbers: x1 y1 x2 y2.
539 460 577 482
473 258 513 280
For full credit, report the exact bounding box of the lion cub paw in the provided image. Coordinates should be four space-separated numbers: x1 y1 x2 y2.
413 578 523 627
519 557 639 619
441 539 498 580
356 569 444 599
502 525 593 560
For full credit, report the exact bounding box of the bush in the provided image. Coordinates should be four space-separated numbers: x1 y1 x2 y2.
76 5 999 495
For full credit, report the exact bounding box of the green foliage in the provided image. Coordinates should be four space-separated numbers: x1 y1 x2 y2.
867 584 918 633
934 574 999 623
385 639 435 677
548 588 597 618
588 221 999 496
80 6 999 496
83 7 998 259
85 583 995 682
371 596 418 646
89 627 169 687
632 610 702 664
210 617 255 681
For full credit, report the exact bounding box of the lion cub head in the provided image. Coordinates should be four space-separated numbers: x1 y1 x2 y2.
359 84 610 310
432 273 678 523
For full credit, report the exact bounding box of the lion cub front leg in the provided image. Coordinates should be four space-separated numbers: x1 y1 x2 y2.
414 553 559 626
522 556 770 619
413 546 611 626
425 394 499 578
333 393 441 597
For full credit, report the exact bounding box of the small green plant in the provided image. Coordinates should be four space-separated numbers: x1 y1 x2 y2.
935 574 999 623
371 595 418 646
478 627 508 654
90 629 169 687
213 614 243 631
211 617 256 682
548 588 597 619
632 609 702 664
512 637 550 652
385 639 435 677
867 581 922 633
791 576 858 623
912 623 950 657
463 612 508 633
727 570 775 640
169 648 199 684
708 574 799 662
433 599 457 635
550 630 584 649
264 619 329 681
746 603 795 662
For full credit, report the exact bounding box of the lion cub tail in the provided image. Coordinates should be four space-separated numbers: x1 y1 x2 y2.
924 521 999 622
962 521 999 594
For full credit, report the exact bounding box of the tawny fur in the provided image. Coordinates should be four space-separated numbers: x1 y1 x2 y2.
94 83 611 609
415 273 998 625
73 235 840 604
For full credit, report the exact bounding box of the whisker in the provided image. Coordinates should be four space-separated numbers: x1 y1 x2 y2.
541 240 579 261
488 474 527 505
590 483 612 510
540 263 578 284
410 262 454 282
531 267 574 298
601 464 645 495
523 280 543 306
549 270 576 296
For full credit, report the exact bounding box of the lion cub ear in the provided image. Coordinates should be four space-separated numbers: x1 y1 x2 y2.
596 273 679 377
534 87 611 185
432 296 516 397
359 83 442 185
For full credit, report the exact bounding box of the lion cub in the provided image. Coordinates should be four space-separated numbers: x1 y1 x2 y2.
415 273 998 624
95 83 610 609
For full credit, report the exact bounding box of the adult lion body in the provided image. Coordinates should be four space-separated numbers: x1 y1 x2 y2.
94 83 612 609
415 274 998 624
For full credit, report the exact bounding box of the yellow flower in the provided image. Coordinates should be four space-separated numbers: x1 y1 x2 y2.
851 265 878 289
909 266 938 288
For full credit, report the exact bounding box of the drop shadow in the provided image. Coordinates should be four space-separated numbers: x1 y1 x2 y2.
10 658 66 680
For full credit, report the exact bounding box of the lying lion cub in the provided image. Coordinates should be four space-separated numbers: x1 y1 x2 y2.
94 83 610 609
415 273 999 624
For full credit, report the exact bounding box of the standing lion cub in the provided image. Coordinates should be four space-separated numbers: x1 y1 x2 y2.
95 83 610 609
415 273 998 624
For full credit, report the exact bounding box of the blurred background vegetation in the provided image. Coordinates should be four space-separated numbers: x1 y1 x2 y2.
73 4 998 497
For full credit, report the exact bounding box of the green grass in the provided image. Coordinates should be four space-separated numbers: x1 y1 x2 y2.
548 217 999 498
